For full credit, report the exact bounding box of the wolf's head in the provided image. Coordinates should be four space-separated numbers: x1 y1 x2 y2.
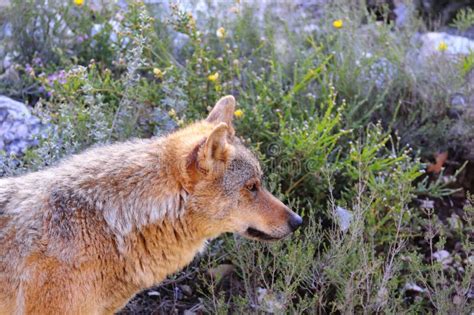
175 95 302 241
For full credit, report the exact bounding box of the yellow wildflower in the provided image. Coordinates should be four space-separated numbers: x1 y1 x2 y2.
437 41 448 52
73 0 84 6
216 27 226 39
153 68 164 79
208 72 219 82
234 109 244 118
332 19 343 29
187 12 196 29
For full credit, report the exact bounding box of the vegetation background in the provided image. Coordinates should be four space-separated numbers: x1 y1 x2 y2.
0 0 473 313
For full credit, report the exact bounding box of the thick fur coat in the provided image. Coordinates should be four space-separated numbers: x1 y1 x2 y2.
0 96 302 314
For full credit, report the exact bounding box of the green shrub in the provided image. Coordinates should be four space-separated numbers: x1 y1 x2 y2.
451 7 474 32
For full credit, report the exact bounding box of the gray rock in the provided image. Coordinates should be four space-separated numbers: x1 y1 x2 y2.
419 32 474 58
394 1 412 27
442 26 474 41
0 96 44 156
180 284 193 296
433 249 453 267
335 206 353 232
449 93 470 117
451 93 467 108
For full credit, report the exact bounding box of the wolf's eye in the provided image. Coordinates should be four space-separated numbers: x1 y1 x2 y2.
246 183 258 193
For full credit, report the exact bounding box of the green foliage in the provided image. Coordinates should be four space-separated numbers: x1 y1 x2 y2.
451 7 474 32
4 0 117 66
460 51 474 77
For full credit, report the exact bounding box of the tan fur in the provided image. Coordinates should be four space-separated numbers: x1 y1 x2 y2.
0 95 302 314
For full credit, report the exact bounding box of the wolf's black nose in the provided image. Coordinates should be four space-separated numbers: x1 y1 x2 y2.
288 214 303 231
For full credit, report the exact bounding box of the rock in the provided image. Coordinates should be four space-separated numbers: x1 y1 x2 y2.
404 282 426 293
0 96 44 156
448 93 468 118
147 290 160 297
419 32 474 58
335 206 353 232
393 1 411 27
442 25 474 41
180 284 193 297
467 255 474 265
432 250 453 266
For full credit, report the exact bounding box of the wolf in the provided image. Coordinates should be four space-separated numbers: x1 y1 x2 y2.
0 95 302 314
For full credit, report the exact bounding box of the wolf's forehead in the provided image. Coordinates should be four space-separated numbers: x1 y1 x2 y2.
222 149 261 192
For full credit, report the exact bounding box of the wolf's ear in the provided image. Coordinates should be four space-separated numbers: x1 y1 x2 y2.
207 95 236 128
197 122 233 174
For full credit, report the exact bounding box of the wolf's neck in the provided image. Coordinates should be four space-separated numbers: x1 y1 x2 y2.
104 210 209 312
123 211 207 279
100 187 189 243
65 139 189 243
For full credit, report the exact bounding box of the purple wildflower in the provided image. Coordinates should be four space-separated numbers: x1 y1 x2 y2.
32 57 43 66
25 64 34 76
77 34 89 43
47 70 67 85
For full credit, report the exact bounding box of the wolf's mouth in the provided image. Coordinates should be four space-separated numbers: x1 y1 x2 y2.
245 227 281 241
